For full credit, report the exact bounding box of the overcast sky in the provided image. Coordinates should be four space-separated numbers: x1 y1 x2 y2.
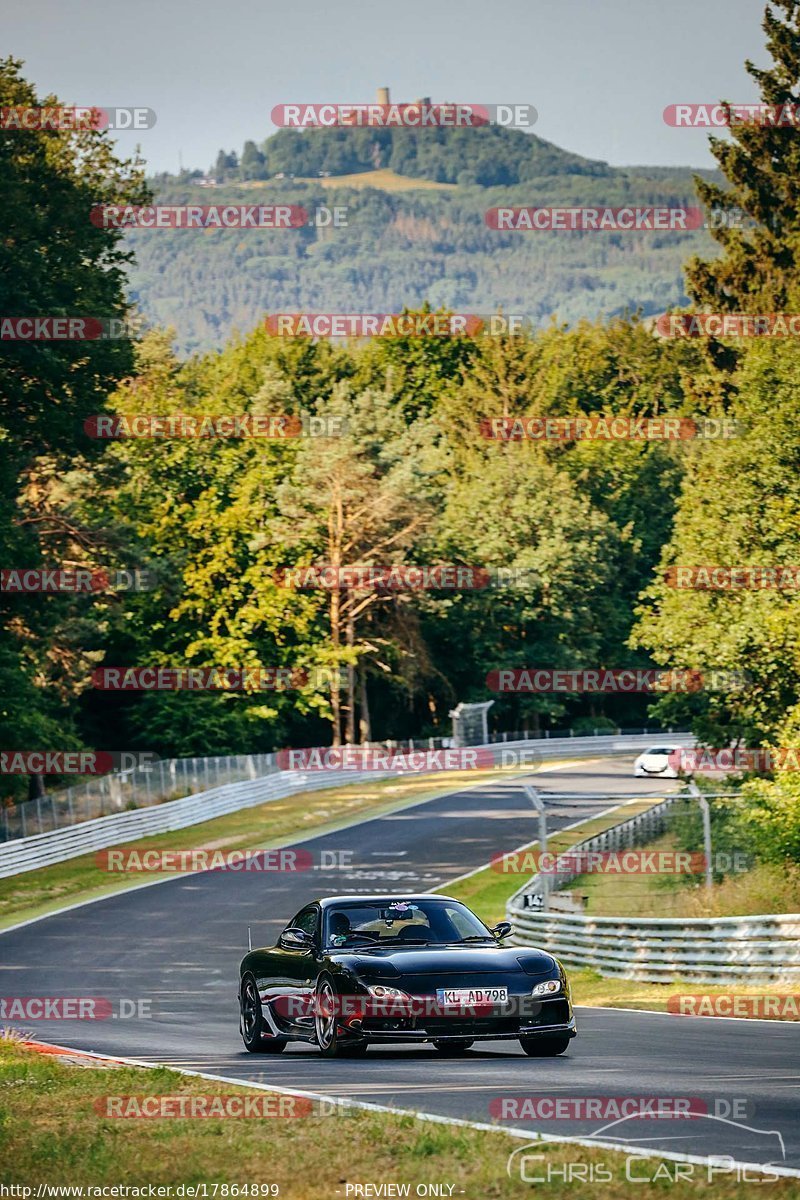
6 0 767 175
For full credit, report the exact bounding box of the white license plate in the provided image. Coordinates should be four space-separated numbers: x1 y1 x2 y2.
436 987 508 1005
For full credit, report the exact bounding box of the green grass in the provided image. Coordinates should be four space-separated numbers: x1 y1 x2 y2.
568 969 800 1016
1 1039 796 1196
561 832 800 919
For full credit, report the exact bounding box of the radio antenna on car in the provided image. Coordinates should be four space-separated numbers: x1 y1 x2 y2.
248 926 252 951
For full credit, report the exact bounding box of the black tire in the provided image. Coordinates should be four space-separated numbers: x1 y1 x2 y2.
432 1039 474 1054
340 1039 369 1056
519 1035 571 1057
314 975 366 1058
240 974 287 1054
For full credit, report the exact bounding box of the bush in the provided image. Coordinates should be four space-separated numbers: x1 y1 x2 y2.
570 716 619 736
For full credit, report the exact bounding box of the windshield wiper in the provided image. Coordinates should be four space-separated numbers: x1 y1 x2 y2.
448 936 496 943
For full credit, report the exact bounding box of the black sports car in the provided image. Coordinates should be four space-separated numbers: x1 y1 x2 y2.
238 894 576 1057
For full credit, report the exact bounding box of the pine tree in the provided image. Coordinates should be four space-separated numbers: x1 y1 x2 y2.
685 1 800 312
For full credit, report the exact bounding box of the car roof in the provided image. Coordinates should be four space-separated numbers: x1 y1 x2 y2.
316 894 458 907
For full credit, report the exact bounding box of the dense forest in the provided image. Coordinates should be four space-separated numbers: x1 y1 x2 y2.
3 0 800 842
135 129 722 354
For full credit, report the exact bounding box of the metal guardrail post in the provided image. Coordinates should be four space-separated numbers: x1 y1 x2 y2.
523 785 548 911
688 782 714 893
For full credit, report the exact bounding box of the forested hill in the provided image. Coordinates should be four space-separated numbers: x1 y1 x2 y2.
132 125 721 356
209 123 615 186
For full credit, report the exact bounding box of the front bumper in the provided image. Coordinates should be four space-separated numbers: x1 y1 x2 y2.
359 1017 577 1043
349 995 575 1042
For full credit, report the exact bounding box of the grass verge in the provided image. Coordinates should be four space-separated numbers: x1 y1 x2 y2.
560 831 800 919
568 969 800 1017
0 1039 795 1196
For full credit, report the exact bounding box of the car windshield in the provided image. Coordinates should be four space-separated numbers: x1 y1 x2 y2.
646 747 676 755
324 899 494 948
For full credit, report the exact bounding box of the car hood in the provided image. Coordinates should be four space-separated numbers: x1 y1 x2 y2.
331 945 558 978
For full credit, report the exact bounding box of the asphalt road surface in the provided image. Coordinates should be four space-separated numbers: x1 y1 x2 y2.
1 757 798 1174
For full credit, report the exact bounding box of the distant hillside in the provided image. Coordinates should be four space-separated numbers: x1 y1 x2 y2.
132 126 722 356
236 125 615 187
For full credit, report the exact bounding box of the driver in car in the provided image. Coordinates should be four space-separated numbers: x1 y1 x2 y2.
328 912 352 945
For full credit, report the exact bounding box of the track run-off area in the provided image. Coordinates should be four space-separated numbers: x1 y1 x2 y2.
1 757 798 1175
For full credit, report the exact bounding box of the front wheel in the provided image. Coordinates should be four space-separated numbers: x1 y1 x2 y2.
519 1035 571 1057
240 974 287 1054
314 975 367 1057
432 1039 474 1054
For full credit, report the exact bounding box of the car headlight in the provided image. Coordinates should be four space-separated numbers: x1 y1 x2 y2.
531 980 561 996
367 985 410 999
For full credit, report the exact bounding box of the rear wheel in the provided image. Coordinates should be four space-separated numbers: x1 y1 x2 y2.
519 1035 571 1057
432 1038 474 1054
240 974 287 1054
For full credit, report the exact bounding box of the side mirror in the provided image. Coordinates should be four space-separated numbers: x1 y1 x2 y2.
280 927 315 950
492 921 512 940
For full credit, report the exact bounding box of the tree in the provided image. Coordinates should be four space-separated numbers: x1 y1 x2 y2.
0 57 149 800
273 386 435 744
240 140 266 180
632 340 800 746
685 2 800 312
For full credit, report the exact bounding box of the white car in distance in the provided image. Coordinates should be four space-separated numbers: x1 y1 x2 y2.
633 746 682 778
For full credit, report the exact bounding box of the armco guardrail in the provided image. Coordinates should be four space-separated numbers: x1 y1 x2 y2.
508 908 800 985
1 726 671 842
0 767 386 880
1 753 279 842
506 776 800 984
0 732 689 879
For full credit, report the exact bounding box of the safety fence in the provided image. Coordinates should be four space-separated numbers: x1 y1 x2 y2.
0 725 681 843
509 907 800 984
507 789 799 984
0 732 690 878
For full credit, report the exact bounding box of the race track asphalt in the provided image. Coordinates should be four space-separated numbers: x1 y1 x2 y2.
1 757 798 1175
